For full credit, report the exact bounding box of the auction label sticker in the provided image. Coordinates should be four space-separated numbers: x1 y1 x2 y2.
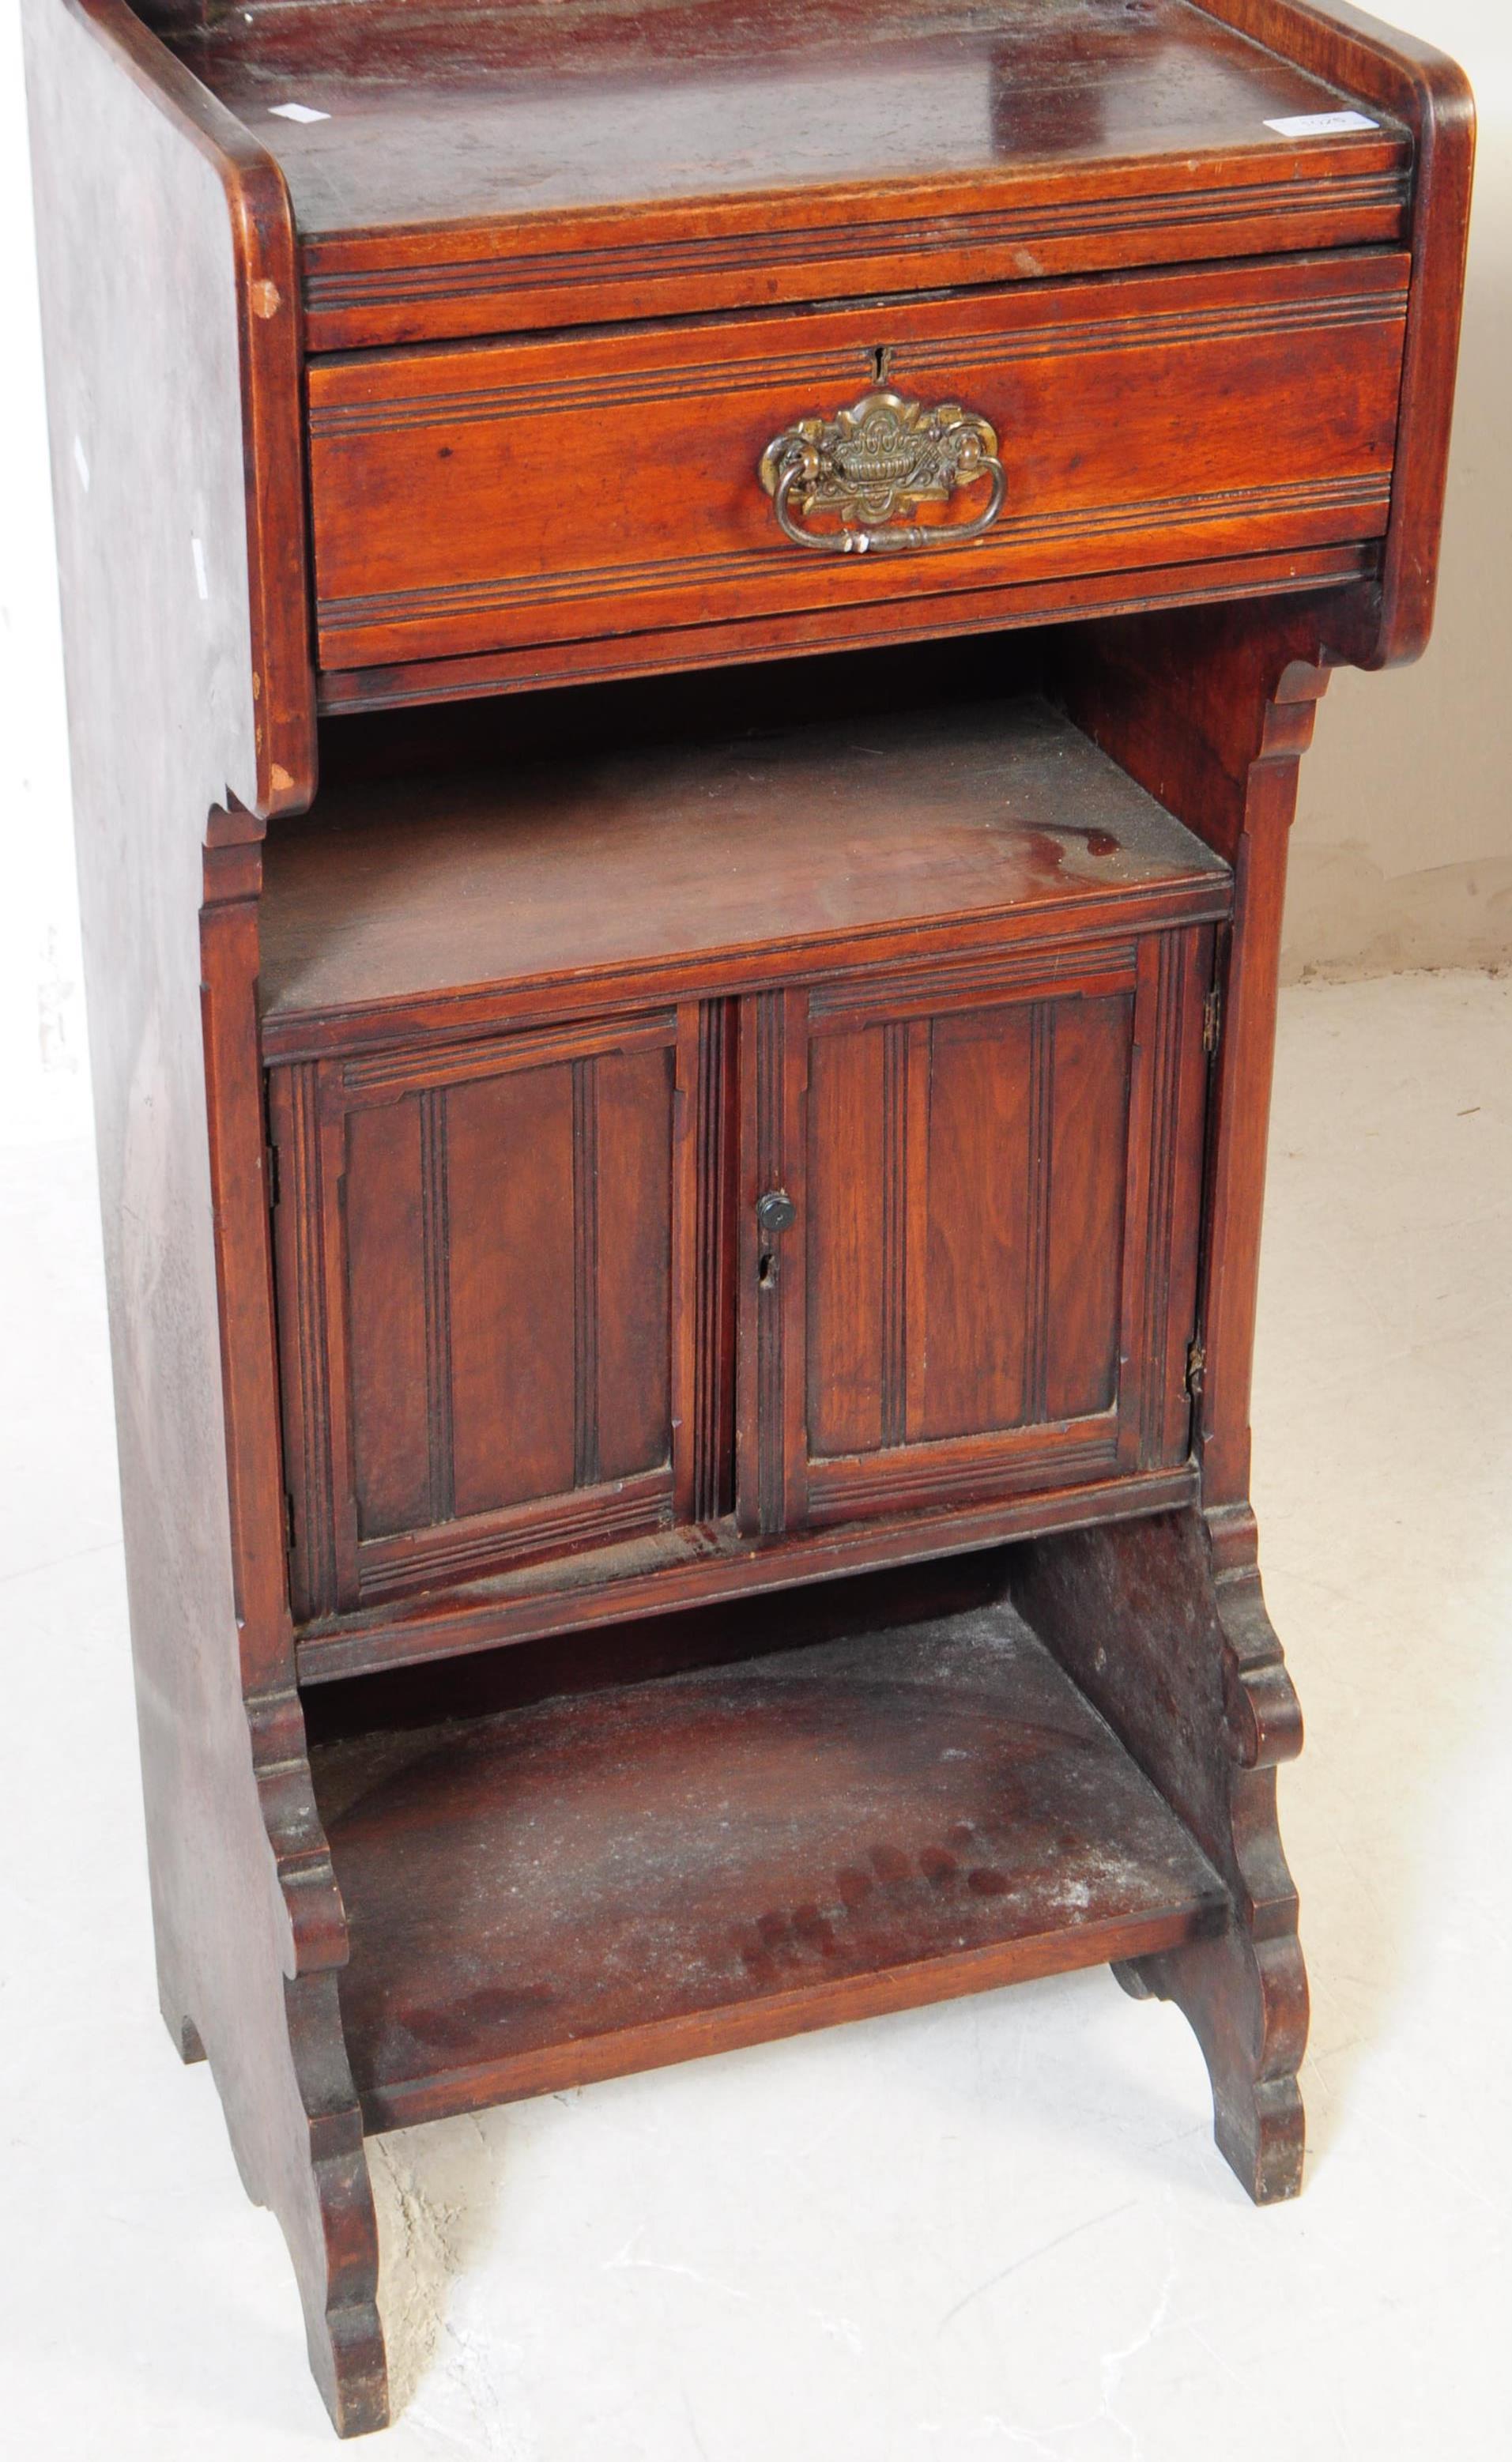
1265 111 1380 137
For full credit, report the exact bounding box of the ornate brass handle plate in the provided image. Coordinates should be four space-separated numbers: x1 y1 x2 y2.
759 388 1006 556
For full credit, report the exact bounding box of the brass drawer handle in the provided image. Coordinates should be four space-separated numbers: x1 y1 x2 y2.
759 388 1005 556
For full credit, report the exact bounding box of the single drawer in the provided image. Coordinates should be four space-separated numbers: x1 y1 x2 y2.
307 252 1408 676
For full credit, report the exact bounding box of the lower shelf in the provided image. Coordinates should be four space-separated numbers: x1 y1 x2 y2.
315 1600 1227 2133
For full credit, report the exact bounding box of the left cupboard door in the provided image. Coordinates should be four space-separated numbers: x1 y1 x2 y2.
268 1003 736 1621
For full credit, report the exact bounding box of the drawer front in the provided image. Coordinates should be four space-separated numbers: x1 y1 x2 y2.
308 253 1408 674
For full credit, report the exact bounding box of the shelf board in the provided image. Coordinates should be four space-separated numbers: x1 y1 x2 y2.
176 0 1403 236
315 1598 1227 2132
259 693 1229 1046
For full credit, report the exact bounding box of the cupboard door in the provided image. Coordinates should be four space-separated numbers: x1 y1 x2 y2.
736 930 1212 1536
272 1002 736 1619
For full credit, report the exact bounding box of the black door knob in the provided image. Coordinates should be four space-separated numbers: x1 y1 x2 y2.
756 1190 797 1235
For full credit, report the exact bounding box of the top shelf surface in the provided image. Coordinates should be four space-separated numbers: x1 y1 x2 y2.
258 693 1230 1045
169 2 1408 304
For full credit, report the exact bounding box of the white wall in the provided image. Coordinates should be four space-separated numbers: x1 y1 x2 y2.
2 0 1507 1144
2 0 85 1142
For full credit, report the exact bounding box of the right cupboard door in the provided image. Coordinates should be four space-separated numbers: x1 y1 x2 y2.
736 929 1214 1536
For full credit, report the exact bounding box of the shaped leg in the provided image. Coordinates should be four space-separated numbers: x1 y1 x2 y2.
1010 1503 1307 2203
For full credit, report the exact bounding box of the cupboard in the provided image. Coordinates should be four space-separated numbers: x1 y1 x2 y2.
25 0 1472 2433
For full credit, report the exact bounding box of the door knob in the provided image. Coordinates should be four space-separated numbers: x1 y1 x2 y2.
756 1190 797 1235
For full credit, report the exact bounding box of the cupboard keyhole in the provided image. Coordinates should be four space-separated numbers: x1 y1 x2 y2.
756 1189 797 1290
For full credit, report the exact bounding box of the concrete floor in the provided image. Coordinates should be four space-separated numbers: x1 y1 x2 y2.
2 971 1508 2460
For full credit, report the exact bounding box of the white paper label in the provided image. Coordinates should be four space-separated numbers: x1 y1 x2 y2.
269 102 330 125
1265 111 1380 138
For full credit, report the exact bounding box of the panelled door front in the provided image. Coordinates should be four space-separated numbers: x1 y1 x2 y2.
271 934 1212 1619
735 929 1214 1535
270 1000 735 1619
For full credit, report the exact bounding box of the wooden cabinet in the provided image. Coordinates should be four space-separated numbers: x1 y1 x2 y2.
273 916 1215 1614
260 688 1231 1669
28 0 1472 2434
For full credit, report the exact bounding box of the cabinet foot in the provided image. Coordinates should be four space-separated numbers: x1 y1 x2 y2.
230 1970 389 2439
1010 1502 1308 2204
1118 1930 1307 2204
261 1968 390 2439
246 1708 390 2438
163 1687 390 2436
293 2107 390 2439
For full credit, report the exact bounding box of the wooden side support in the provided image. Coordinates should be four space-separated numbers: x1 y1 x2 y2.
1010 1506 1307 2202
1043 600 1344 2199
25 0 384 2432
1058 598 1333 1507
202 835 386 2430
1040 18 1472 2150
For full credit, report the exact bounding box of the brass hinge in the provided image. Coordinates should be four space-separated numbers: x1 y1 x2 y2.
1186 1340 1207 1396
1202 986 1222 1057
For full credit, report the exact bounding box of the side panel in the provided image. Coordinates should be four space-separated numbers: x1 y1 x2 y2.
22 0 375 2432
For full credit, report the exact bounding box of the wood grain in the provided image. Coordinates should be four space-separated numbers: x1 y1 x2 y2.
809 998 1080 1451
272 1014 686 1616
37 0 316 812
1056 602 1333 1510
1012 1505 1309 2204
314 1599 1227 2131
792 935 1208 1529
1195 1 1475 665
24 0 377 2430
258 694 1230 1055
307 254 1408 674
154 0 1412 346
30 0 1474 2426
311 542 1378 719
296 1469 1201 1687
263 691 1227 1631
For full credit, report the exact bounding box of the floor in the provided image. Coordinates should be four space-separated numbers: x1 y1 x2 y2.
2 971 1508 2460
